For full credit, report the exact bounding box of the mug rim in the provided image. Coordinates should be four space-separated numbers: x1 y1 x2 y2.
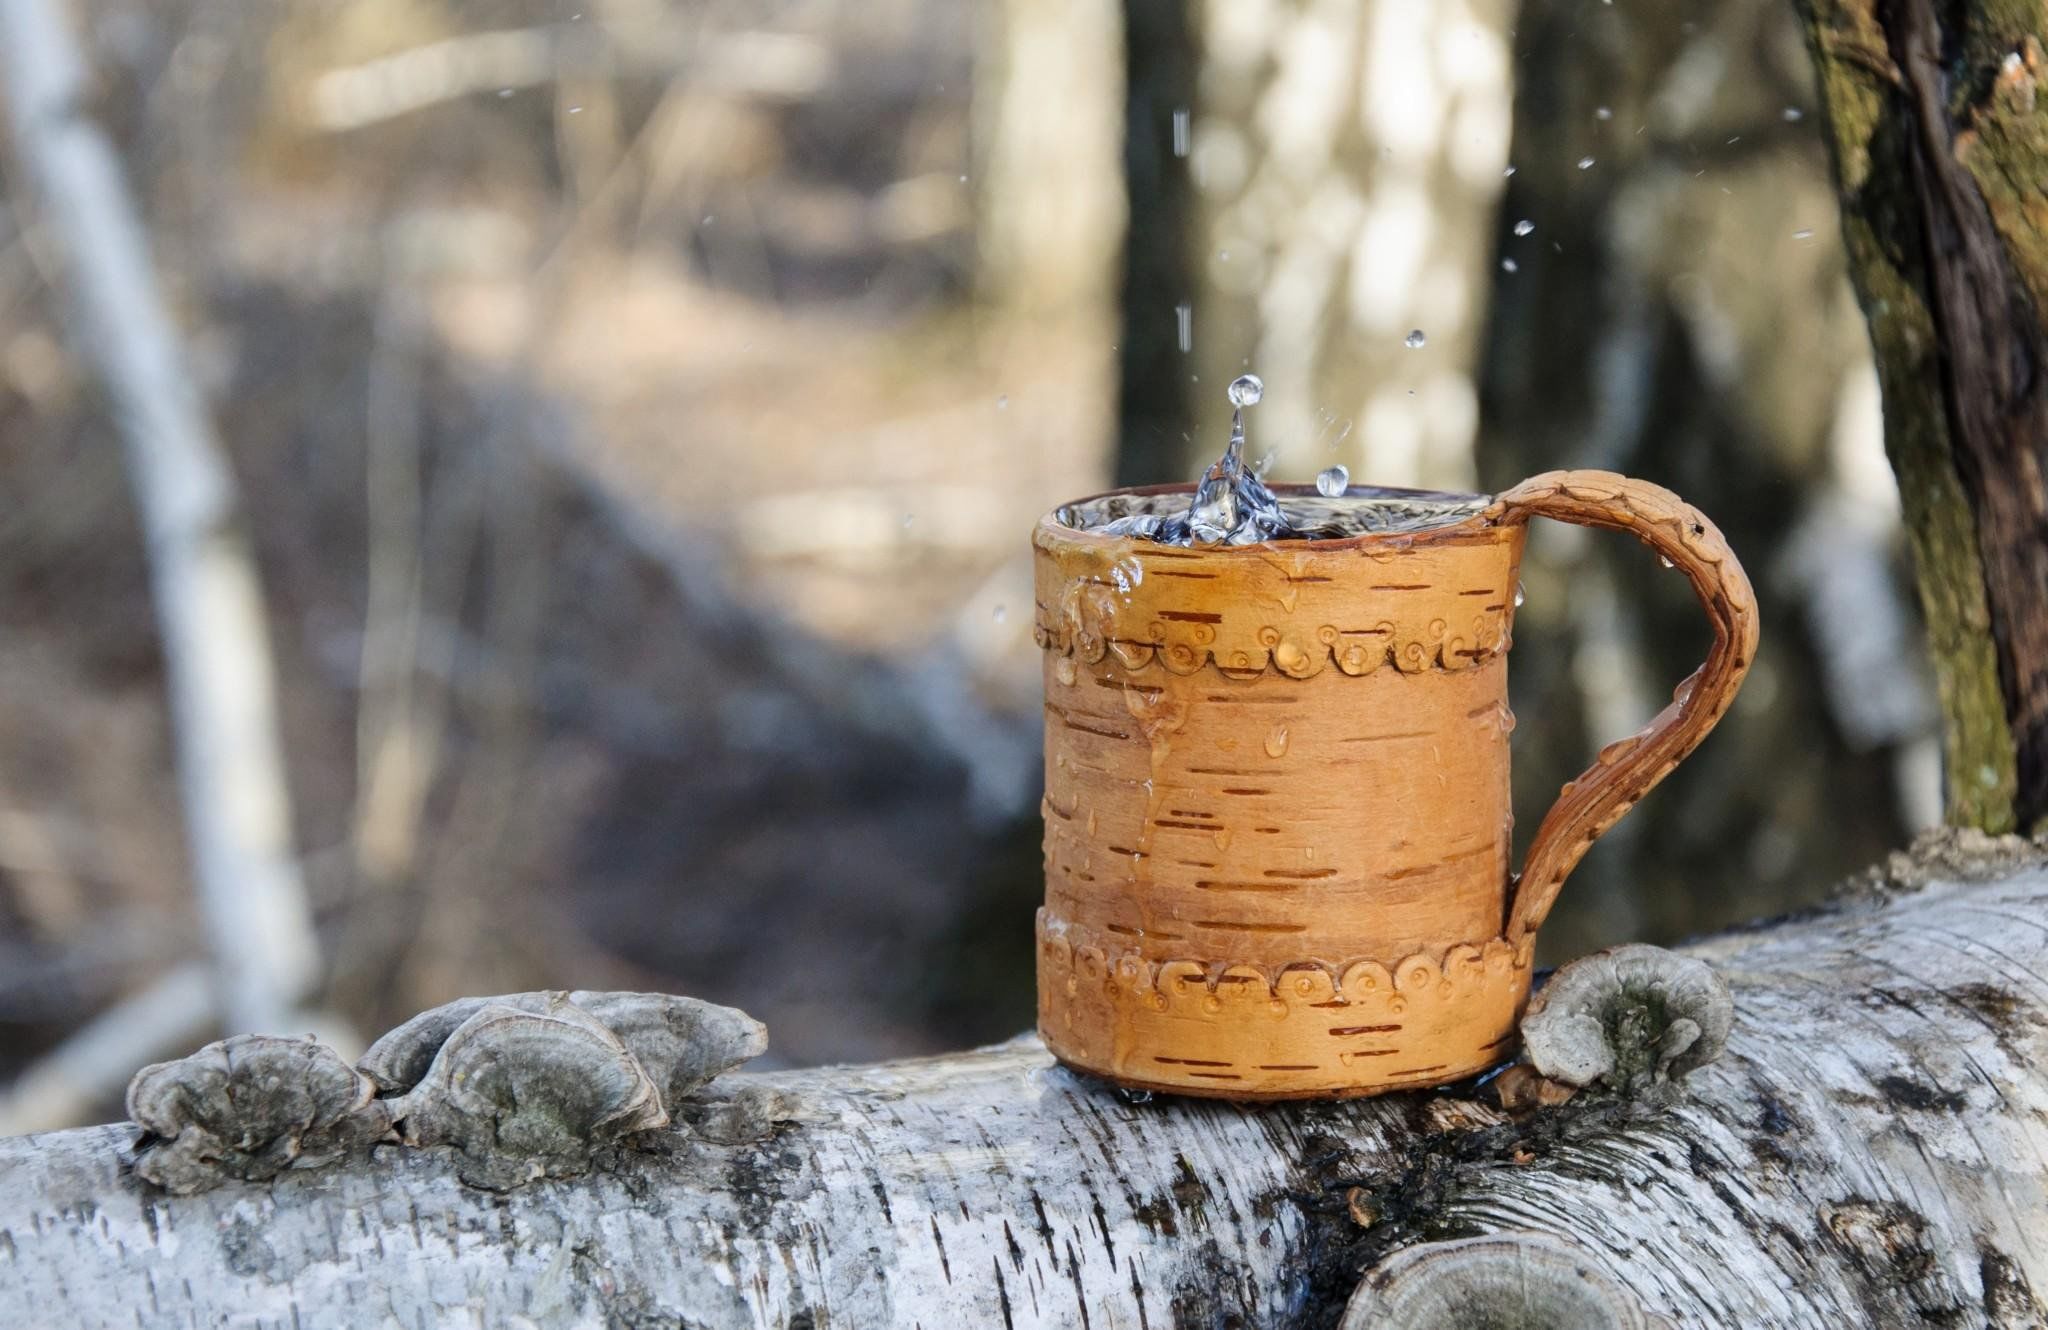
1040 480 1497 550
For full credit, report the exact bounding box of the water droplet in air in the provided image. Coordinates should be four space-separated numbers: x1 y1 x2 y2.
1176 302 1193 353
1513 582 1526 607
1116 1088 1155 1106
1513 219 1535 237
1782 107 1804 122
902 513 915 530
1793 228 1814 240
996 394 1009 411
1227 374 1264 407
1503 165 1517 177
498 89 514 98
568 105 583 114
1404 329 1427 349
1172 107 1191 158
1659 554 1675 569
1317 465 1349 496
1577 156 1595 170
1501 257 1519 273
1254 452 1275 478
1595 106 1613 121
993 604 1008 623
1265 725 1290 758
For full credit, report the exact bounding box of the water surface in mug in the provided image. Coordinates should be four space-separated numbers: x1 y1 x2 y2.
1057 375 1486 543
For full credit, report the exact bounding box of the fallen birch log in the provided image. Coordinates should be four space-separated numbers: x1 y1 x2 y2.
2 836 2046 1328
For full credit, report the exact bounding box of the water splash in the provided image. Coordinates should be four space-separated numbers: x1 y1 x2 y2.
1187 377 1289 545
1077 372 1485 546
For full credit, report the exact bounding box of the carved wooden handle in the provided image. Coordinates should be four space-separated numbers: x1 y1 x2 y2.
1485 471 1759 943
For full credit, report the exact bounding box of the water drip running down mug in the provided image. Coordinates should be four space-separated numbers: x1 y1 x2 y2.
1033 471 1758 1099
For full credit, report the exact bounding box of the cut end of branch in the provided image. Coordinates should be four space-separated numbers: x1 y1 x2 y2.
1341 1232 1665 1329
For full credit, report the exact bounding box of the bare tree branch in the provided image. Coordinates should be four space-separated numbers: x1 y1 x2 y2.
0 0 321 1034
0 964 212 1136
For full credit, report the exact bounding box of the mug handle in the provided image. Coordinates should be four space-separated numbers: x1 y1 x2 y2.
1483 470 1760 944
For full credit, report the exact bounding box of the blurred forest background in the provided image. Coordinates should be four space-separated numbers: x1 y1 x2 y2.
0 0 1939 1128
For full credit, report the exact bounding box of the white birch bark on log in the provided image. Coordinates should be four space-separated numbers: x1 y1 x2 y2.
3 855 2047 1328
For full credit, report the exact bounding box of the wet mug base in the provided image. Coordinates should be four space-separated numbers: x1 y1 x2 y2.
1036 915 1535 1100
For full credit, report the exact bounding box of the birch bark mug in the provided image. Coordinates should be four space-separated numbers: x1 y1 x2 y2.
1033 470 1758 1099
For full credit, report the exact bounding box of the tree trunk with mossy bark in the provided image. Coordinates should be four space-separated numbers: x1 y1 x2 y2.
1796 0 2048 833
4 834 2047 1328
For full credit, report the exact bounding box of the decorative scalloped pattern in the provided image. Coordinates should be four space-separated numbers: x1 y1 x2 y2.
1030 524 1519 680
1031 612 1506 678
1036 914 1534 1098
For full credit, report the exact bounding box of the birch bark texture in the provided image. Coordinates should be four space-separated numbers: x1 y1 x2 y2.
3 844 2046 1328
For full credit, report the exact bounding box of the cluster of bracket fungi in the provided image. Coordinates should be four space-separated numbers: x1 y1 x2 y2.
126 990 774 1193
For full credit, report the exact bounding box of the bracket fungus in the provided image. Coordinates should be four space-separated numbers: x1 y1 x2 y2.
359 989 769 1113
1341 1233 1666 1329
363 990 770 1189
384 998 669 1190
129 990 767 1194
126 1035 393 1195
1519 944 1732 1090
